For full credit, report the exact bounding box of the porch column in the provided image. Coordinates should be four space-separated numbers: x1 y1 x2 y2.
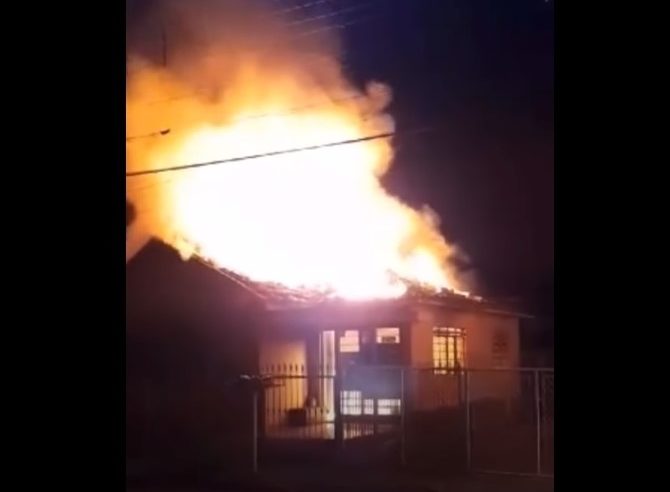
333 328 344 446
305 331 320 405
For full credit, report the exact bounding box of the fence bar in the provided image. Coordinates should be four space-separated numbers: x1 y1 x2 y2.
333 330 343 446
400 367 406 466
475 469 554 479
465 369 471 470
534 369 542 475
252 390 258 473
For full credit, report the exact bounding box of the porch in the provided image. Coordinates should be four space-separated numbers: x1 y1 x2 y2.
258 319 465 442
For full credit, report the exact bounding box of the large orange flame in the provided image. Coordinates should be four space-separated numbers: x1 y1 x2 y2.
126 0 468 300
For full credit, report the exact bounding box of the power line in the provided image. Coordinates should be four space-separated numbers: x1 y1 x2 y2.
126 128 171 142
126 93 366 144
126 131 398 178
234 94 365 122
295 11 384 38
136 85 362 109
287 3 372 27
277 0 335 15
126 2 389 144
128 2 382 107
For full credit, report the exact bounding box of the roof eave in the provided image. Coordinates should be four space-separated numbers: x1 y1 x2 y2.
411 297 533 319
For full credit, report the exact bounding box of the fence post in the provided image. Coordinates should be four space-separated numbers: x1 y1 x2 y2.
334 330 344 447
251 389 258 473
400 366 406 466
534 369 542 475
465 369 471 471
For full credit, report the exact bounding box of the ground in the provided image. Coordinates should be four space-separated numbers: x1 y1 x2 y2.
128 465 554 492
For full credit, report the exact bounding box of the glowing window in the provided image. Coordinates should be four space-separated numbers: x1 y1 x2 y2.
376 327 400 344
341 390 362 415
433 327 465 374
377 398 402 416
340 330 360 353
363 399 374 415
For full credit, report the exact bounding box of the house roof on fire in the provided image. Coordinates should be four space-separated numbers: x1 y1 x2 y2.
194 256 531 318
127 239 530 318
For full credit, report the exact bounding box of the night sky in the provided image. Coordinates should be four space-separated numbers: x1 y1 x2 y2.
333 0 554 311
335 0 553 307
127 0 554 313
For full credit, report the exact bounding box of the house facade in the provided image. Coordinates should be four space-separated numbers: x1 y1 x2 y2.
257 293 523 440
126 239 527 474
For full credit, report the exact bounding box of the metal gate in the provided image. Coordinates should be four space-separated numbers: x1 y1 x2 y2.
255 366 553 476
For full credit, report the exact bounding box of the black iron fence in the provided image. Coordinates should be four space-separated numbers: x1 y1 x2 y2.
466 368 553 476
261 364 335 440
256 366 554 476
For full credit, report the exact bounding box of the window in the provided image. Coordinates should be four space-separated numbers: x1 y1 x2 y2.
492 330 509 367
341 394 402 416
339 330 360 353
375 327 402 364
433 327 465 374
363 398 374 415
376 327 400 344
341 390 362 415
377 398 402 416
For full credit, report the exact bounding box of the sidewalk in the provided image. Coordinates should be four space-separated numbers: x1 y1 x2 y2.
129 465 553 492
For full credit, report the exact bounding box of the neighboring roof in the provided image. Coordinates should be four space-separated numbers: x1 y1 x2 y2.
195 256 532 318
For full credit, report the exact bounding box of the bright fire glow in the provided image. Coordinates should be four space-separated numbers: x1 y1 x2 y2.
126 1 469 300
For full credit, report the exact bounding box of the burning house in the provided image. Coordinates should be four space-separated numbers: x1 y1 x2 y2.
126 239 527 474
126 1 537 476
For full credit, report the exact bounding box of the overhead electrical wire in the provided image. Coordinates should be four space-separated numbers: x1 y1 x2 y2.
128 1 381 106
127 131 394 177
126 127 431 178
126 92 367 144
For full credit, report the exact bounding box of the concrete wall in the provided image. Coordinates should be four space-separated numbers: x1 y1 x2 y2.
409 305 520 369
259 336 307 375
256 302 521 420
408 305 521 408
258 333 309 428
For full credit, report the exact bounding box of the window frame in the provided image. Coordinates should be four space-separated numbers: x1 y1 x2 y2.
432 326 465 374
